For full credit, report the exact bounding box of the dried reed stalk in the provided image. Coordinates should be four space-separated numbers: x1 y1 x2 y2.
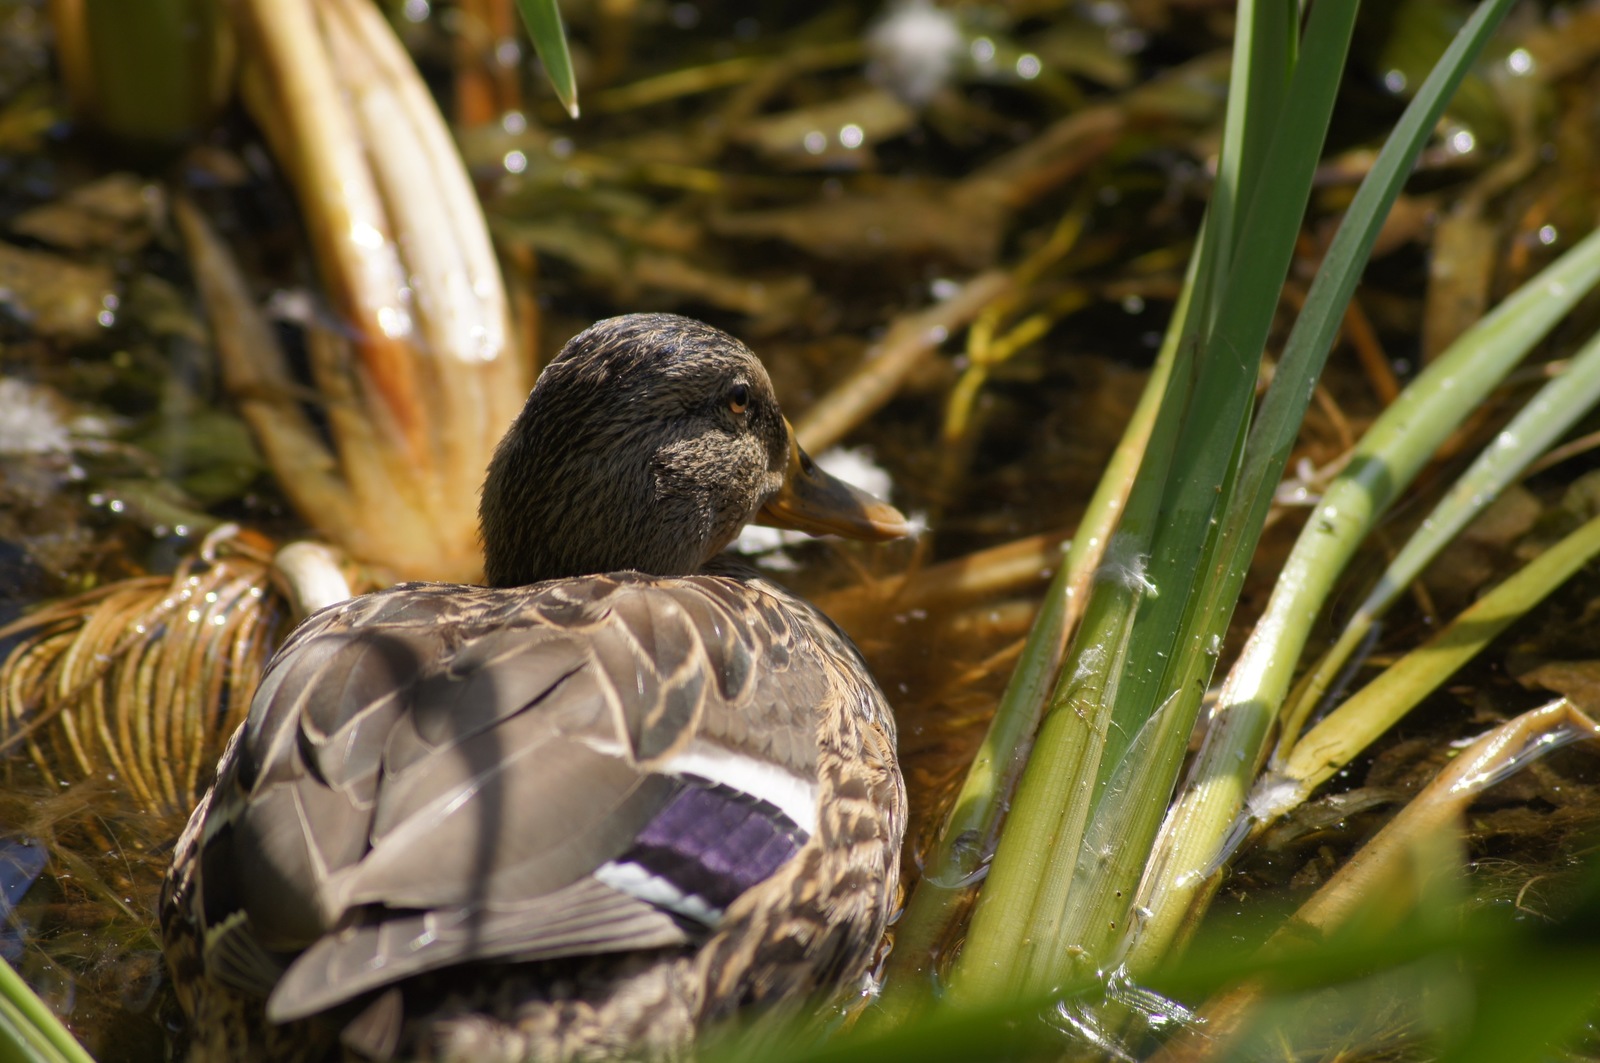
0 531 284 816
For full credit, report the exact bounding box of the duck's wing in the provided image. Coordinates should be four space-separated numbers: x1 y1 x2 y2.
185 574 851 1023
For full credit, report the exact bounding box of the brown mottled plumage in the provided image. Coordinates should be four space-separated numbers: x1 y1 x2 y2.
161 314 909 1061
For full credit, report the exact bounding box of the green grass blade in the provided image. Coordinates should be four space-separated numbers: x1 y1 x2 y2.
1122 0 1522 975
1273 224 1600 763
944 234 1206 1009
511 0 578 118
870 235 1200 1031
1207 0 1296 325
1035 0 1359 980
1293 322 1600 739
0 957 95 1063
950 0 1360 1004
1279 511 1600 797
865 560 1072 1025
1099 0 1357 797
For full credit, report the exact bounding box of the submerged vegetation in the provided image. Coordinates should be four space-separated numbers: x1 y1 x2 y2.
3 0 1600 1059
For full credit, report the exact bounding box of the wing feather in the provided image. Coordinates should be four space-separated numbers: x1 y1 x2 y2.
193 572 856 1020
269 877 691 1022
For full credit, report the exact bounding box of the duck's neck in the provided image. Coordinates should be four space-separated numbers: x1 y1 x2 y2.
477 414 738 588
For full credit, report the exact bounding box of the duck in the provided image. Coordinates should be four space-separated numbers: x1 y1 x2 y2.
159 312 911 1062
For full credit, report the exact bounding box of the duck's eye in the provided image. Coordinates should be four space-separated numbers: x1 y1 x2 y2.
728 383 751 415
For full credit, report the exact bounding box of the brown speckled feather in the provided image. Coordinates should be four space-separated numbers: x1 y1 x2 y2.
163 569 902 1058
161 313 908 1062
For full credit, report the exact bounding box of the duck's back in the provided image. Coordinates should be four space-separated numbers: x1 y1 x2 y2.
161 571 903 1061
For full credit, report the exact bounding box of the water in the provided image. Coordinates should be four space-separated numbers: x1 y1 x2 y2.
4 1 1600 1060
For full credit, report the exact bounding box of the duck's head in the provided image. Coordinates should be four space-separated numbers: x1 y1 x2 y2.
480 313 909 587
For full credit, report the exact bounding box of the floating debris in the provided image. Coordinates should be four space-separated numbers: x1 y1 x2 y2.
0 243 117 342
0 530 284 816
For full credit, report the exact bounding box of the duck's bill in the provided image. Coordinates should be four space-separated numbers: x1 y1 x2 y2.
758 427 911 541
